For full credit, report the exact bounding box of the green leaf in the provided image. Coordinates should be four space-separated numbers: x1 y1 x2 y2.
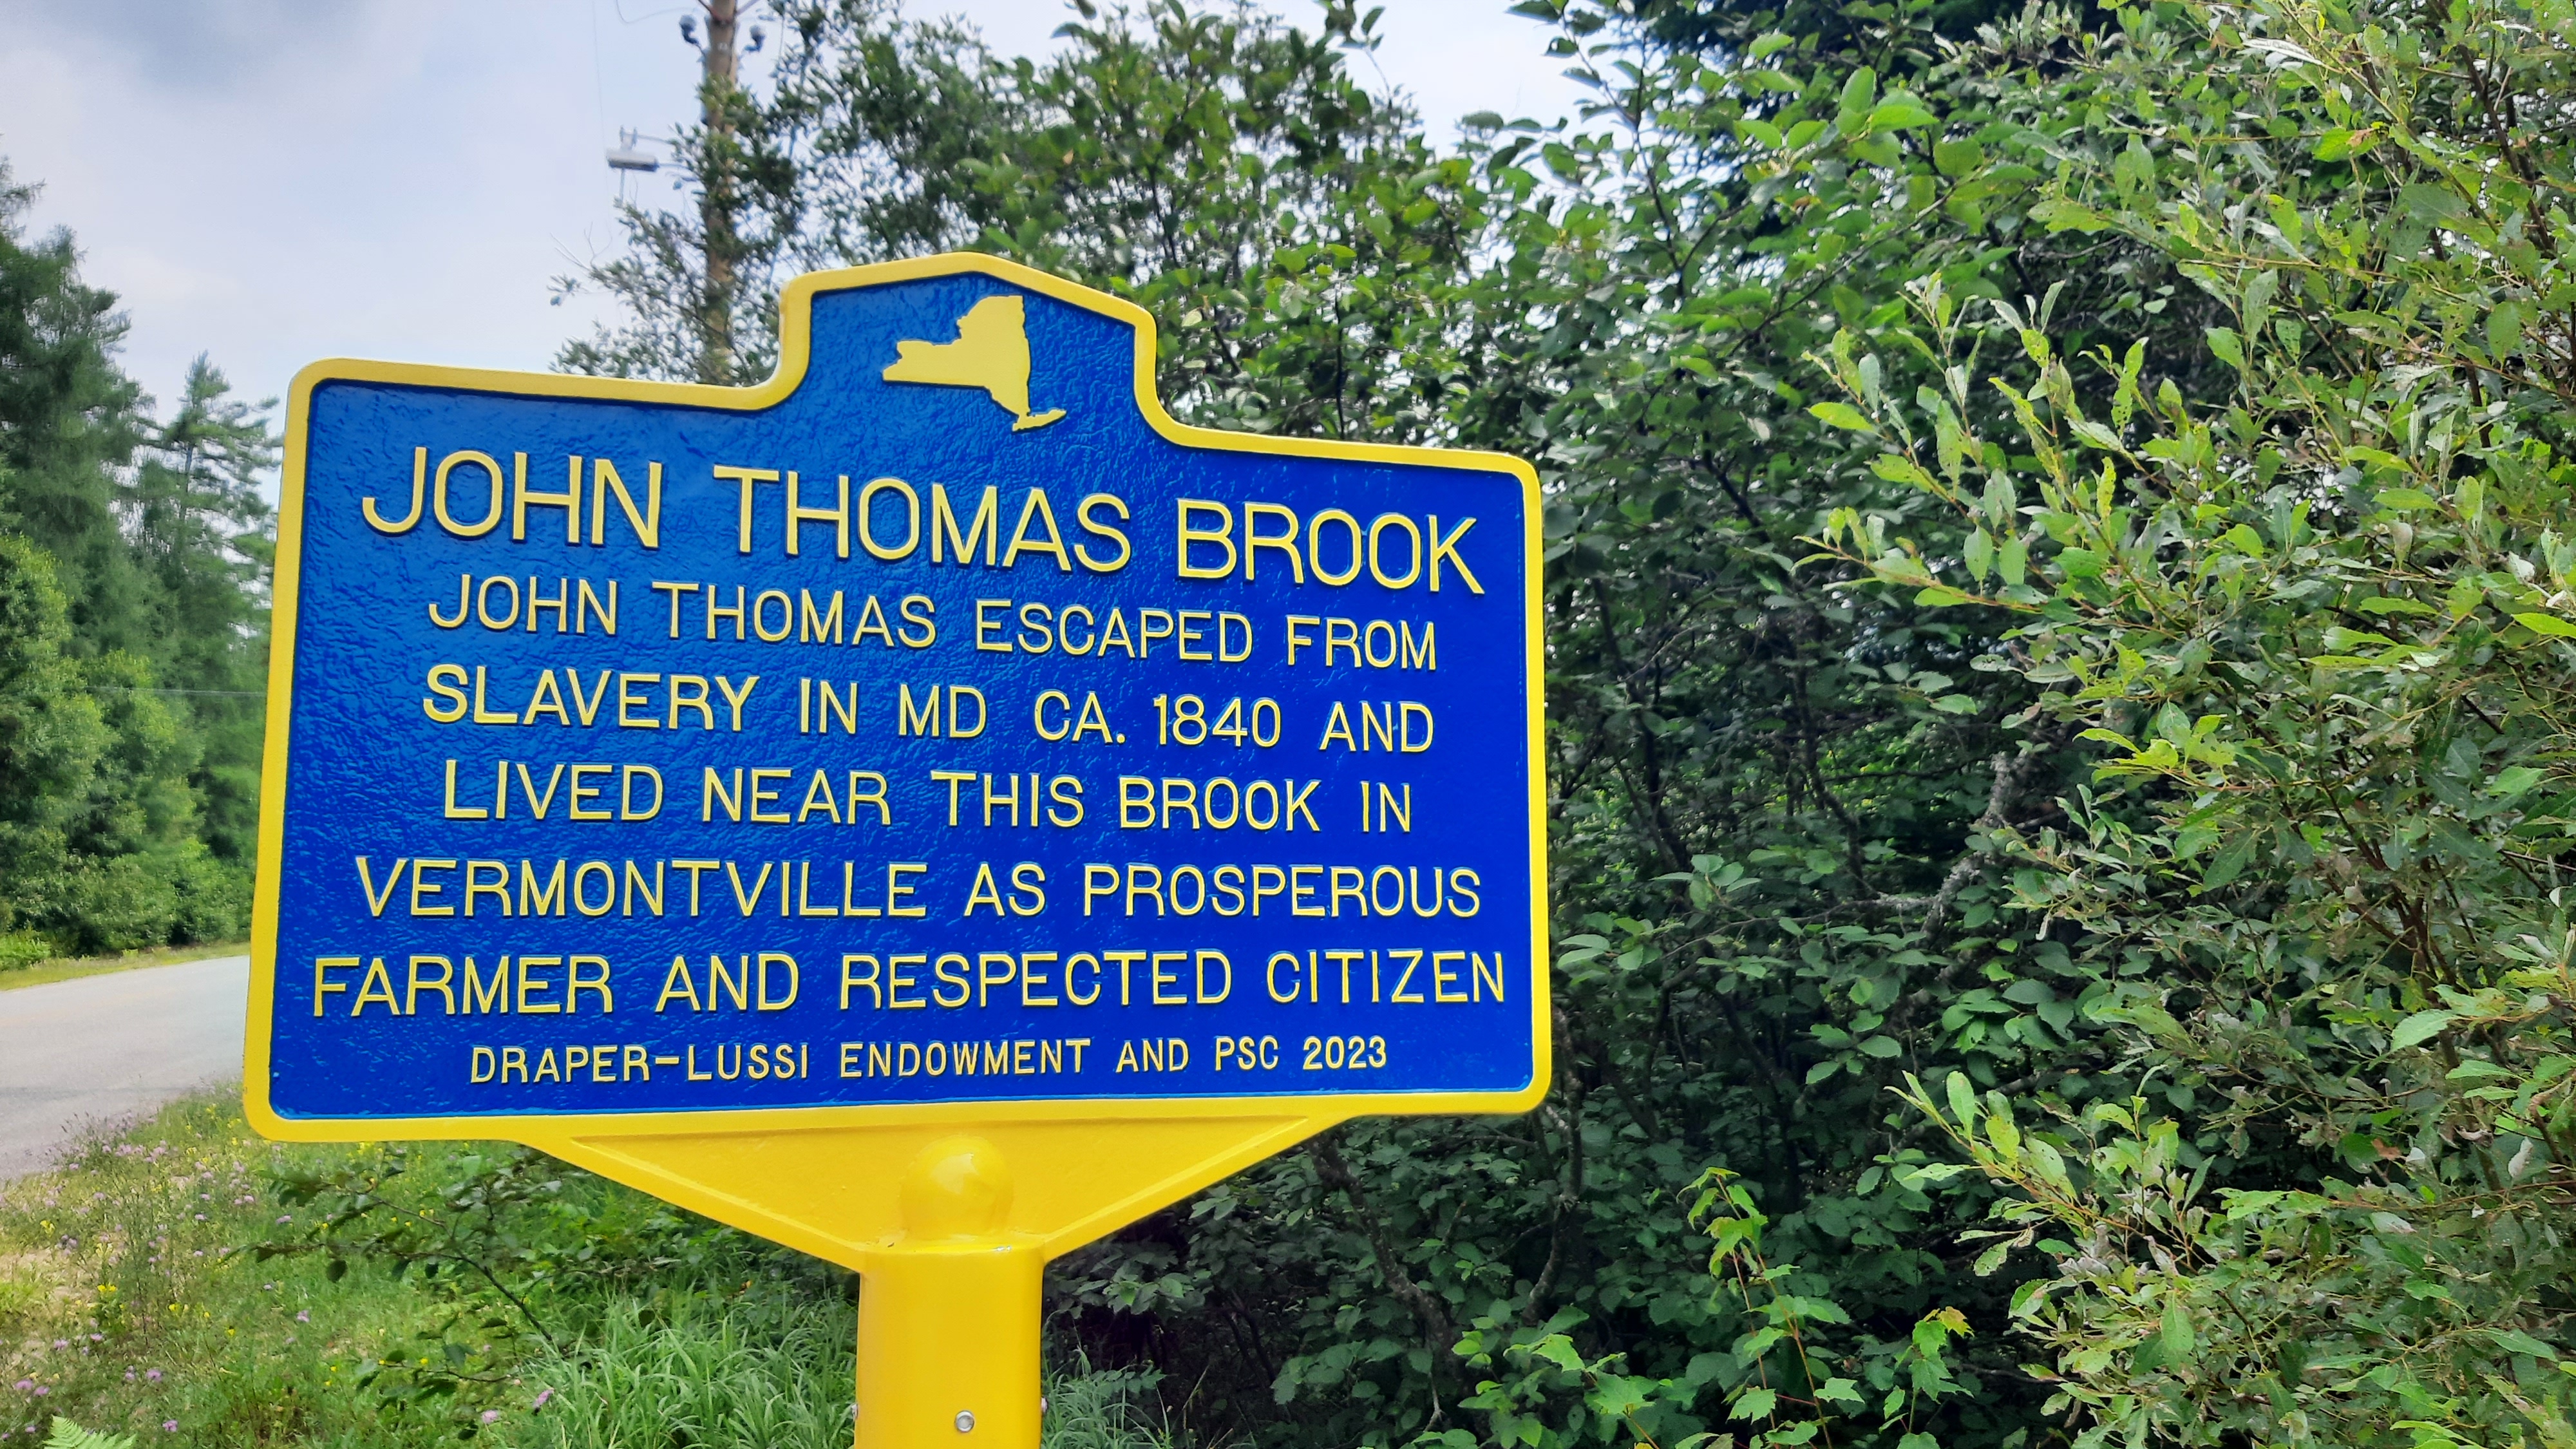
2111 339 2148 429
2400 182 2470 222
2390 1010 2456 1049
1931 694 1979 714
2491 1329 2560 1359
1810 401 1877 432
1532 1334 1587 1372
1868 99 1940 130
2513 612 2576 638
2487 766 2544 797
1933 138 1985 176
2029 197 2110 233
1984 1112 2020 1162
1837 67 1877 127
2488 301 2526 359
2201 832 2257 889
1731 1387 1779 1421
1871 453 1936 488
2161 1302 2195 1357
1998 551 2032 596
1945 1070 1978 1128
2376 488 2438 511
2205 327 2246 370
45 1423 137 1449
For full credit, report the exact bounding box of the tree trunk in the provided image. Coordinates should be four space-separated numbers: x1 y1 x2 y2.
697 0 739 384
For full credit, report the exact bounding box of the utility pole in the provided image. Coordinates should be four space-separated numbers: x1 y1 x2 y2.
696 0 741 384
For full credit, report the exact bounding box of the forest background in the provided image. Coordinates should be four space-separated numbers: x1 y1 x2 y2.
4 0 2573 1445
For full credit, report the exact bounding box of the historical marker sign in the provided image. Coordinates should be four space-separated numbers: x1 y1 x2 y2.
247 254 1544 1448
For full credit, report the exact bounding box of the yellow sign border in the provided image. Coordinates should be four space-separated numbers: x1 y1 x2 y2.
245 252 1549 1222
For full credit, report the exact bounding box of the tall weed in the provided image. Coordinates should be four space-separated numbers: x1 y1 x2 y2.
502 1296 853 1449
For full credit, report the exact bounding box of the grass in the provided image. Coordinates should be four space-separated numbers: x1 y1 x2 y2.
0 944 249 996
0 1094 472 1449
506 1299 854 1449
1 1096 1172 1449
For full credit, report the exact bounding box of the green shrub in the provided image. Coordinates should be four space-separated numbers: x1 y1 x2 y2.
168 848 248 944
1810 0 2576 1435
47 854 181 955
0 929 50 971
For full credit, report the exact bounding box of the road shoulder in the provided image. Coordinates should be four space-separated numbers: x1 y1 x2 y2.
0 940 249 993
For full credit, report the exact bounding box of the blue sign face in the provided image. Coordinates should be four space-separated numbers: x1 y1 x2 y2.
255 258 1543 1123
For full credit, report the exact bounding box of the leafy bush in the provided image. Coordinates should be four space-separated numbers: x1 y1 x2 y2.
0 930 50 972
1804 0 2576 1435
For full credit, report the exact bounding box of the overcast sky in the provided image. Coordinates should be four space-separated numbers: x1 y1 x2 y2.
0 1 1585 424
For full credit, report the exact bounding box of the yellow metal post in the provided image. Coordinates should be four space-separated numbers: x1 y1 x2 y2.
857 1135 1044 1449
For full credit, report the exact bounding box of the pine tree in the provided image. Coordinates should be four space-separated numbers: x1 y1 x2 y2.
131 355 277 864
0 161 152 656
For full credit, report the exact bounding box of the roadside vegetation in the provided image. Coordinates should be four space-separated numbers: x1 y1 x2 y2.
0 943 248 996
0 167 271 965
0 1099 1173 1449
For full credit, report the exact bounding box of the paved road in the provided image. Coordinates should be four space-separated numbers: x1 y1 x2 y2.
0 955 249 1180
